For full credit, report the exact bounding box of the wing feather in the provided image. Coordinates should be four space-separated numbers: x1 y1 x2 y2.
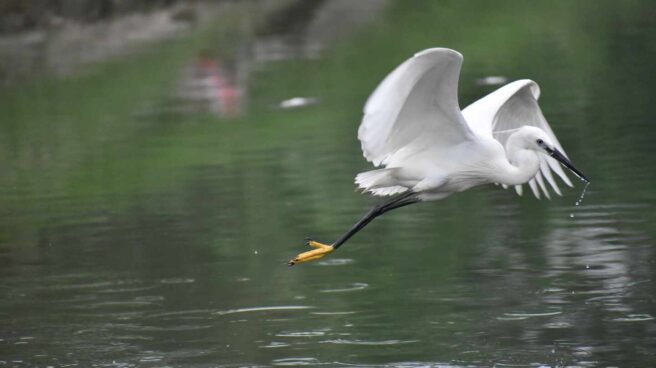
534 170 551 199
462 79 572 199
358 48 474 167
540 158 562 195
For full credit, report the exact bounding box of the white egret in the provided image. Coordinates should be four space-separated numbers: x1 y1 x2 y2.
288 48 588 266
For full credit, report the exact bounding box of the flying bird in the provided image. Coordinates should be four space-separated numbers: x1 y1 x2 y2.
288 48 588 266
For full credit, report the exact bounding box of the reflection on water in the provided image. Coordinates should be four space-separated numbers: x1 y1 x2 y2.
174 54 244 117
1 0 656 367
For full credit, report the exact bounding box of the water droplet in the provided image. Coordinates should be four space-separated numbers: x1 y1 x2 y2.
569 181 590 218
577 182 590 206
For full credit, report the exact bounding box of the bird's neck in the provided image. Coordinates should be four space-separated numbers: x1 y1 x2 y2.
495 136 541 186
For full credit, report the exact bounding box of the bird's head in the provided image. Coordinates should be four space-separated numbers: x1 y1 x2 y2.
517 126 589 182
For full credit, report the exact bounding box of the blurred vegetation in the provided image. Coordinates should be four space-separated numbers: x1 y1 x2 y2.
0 0 196 33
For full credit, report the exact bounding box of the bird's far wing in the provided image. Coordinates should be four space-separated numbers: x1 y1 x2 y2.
462 79 572 199
358 48 474 167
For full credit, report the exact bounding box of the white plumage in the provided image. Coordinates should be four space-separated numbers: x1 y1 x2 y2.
355 48 586 201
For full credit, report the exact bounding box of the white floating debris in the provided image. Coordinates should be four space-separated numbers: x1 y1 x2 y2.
476 76 509 86
279 97 319 109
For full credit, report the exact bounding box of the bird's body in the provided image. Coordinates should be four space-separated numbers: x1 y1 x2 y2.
289 48 588 266
356 134 508 200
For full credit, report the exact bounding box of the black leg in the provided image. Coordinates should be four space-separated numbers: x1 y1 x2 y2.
331 191 419 250
288 191 420 266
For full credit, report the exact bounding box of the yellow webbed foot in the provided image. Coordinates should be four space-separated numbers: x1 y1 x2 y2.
288 239 334 266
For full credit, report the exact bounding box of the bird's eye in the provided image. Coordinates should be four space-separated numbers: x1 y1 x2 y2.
536 139 544 145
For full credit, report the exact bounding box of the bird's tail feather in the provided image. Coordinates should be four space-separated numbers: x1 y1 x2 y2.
355 168 408 197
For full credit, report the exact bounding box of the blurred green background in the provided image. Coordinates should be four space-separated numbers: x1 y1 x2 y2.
1 1 654 366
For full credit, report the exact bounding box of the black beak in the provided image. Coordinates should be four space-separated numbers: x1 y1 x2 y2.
547 147 589 183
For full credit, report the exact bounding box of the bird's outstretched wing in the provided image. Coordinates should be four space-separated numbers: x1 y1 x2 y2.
358 48 474 167
462 79 572 199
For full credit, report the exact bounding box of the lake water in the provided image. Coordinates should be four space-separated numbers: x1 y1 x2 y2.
1 1 655 367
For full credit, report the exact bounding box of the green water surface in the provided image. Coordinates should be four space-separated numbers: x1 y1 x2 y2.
1 1 655 367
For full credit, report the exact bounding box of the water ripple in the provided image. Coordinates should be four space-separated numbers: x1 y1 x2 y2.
146 309 213 319
319 283 368 293
316 258 355 266
260 341 290 348
214 305 314 316
320 338 417 346
498 310 562 321
272 357 323 366
159 277 195 284
76 301 157 310
276 330 328 337
610 314 654 322
543 321 573 329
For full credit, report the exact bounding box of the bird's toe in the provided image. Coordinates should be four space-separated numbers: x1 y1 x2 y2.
288 240 334 266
